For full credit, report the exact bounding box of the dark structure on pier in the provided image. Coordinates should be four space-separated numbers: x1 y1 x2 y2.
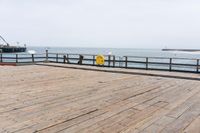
0 35 26 53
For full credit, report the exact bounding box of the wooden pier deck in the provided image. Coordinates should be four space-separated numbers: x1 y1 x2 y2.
0 65 200 133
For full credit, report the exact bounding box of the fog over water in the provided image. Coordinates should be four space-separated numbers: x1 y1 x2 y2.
0 0 200 49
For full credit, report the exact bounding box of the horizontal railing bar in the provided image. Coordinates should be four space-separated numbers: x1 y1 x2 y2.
48 52 115 57
16 61 44 63
1 57 17 59
49 53 96 56
124 56 200 60
2 57 40 59
171 63 197 67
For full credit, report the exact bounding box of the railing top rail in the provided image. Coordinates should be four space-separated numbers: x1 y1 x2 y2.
0 53 45 56
48 52 115 57
47 53 200 60
48 52 92 56
123 55 200 60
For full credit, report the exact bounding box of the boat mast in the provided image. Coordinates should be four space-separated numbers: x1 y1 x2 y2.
0 35 10 46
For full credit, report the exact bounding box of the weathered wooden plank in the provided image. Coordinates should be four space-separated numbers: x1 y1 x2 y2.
1 65 200 133
161 101 200 132
166 91 200 118
184 116 200 133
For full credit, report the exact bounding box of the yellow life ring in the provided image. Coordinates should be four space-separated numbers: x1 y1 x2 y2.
96 55 105 65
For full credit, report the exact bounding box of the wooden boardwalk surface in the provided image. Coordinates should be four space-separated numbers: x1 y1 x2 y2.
0 65 200 133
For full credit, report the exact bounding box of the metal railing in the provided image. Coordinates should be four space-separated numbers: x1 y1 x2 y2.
0 50 200 73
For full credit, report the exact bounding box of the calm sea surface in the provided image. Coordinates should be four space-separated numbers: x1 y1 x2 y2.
25 46 200 59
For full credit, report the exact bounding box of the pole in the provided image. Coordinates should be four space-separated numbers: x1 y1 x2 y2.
0 54 2 62
169 58 172 71
56 54 58 63
108 55 111 67
197 59 199 72
93 55 95 65
32 54 34 63
63 55 66 63
46 50 48 62
16 54 18 63
125 56 128 68
113 56 115 67
146 57 148 70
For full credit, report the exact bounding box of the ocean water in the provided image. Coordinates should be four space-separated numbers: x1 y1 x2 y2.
26 46 200 59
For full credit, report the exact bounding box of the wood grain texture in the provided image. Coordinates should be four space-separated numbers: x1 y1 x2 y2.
0 65 200 133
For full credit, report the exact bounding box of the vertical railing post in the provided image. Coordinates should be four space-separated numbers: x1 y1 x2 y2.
56 54 58 63
67 54 69 63
169 58 172 71
108 55 111 67
46 50 48 62
125 56 128 68
146 57 148 70
197 59 199 72
0 54 2 62
63 55 66 63
113 56 115 67
93 55 95 65
119 57 121 67
16 54 18 63
78 54 83 65
32 54 34 63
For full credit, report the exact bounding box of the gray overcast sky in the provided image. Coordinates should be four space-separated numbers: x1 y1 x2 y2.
0 0 200 48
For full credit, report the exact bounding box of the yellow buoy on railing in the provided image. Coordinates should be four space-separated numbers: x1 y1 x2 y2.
96 55 105 65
